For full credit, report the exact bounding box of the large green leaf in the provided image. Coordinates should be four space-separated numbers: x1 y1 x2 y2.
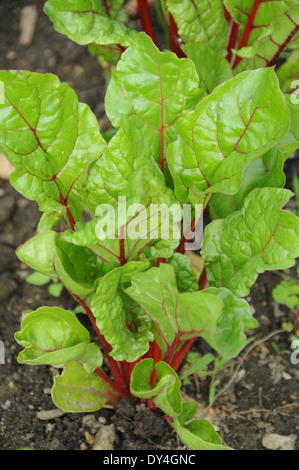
126 264 225 356
166 0 228 57
86 117 171 210
44 0 136 48
202 188 299 297
0 71 106 221
52 362 117 412
15 307 102 374
105 33 203 170
167 68 290 206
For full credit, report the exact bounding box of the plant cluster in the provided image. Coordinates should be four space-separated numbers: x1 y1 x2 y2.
1 0 299 450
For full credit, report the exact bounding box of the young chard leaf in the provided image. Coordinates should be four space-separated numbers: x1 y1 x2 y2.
16 231 102 298
130 359 232 450
167 67 290 205
167 252 199 293
44 0 136 48
0 71 106 224
52 362 117 412
130 359 182 416
202 188 299 297
15 307 103 374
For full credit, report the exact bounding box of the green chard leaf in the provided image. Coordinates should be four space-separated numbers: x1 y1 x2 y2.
66 167 181 265
182 42 233 95
86 117 172 210
203 287 258 359
126 263 227 357
131 359 182 416
52 362 117 412
0 71 106 223
15 307 102 374
44 0 136 48
105 32 204 170
167 68 290 206
16 231 102 298
166 0 229 57
202 188 299 297
173 418 232 451
277 48 299 92
91 262 154 362
167 253 199 293
233 4 299 72
130 359 232 450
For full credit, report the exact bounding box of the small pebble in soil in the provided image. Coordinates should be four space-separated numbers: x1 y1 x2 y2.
262 433 297 450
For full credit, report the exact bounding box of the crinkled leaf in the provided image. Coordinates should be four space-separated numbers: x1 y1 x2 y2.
126 264 224 355
167 68 290 205
203 287 258 359
44 0 136 47
86 117 170 210
103 0 125 19
15 307 102 373
130 359 182 416
91 262 154 362
233 5 299 71
0 71 106 221
182 42 233 95
202 188 299 297
105 33 203 169
52 362 116 412
167 253 198 293
166 0 228 56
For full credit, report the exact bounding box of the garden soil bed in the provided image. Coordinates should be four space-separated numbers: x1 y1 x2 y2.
0 0 299 451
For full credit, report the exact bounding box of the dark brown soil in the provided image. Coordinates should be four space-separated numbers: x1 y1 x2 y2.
0 0 299 451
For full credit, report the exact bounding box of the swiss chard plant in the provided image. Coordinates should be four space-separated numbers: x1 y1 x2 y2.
43 0 299 93
1 3 299 451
